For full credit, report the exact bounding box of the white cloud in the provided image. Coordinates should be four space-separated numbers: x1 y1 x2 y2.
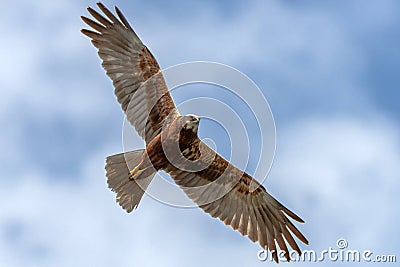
0 148 258 267
271 114 400 253
2 114 399 266
1 0 390 120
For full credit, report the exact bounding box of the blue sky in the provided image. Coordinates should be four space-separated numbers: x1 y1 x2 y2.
1 0 399 266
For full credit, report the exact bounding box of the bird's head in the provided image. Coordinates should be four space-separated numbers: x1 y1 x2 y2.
182 114 200 133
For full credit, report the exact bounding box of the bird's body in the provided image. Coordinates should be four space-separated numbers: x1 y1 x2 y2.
129 115 202 180
82 3 308 262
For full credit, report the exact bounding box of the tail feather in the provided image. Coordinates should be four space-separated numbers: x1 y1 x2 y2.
105 150 155 212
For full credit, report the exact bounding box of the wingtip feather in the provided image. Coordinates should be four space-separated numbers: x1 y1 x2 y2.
283 207 305 223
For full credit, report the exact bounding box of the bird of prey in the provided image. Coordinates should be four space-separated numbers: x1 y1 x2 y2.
81 3 308 262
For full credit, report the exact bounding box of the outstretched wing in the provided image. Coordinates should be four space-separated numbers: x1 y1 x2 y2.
167 142 308 263
81 3 179 143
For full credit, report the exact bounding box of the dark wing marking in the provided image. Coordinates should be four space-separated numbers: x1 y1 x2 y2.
167 142 308 263
81 3 179 143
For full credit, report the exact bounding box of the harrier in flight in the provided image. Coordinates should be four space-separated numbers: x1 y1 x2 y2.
81 3 308 262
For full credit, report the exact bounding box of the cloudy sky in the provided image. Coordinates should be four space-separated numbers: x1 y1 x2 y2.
1 0 399 266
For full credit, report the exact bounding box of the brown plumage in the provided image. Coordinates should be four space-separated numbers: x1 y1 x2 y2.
82 3 308 262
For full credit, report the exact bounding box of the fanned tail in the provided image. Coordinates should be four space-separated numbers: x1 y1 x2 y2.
105 150 156 212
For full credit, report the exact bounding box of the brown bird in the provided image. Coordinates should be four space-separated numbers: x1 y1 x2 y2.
81 3 308 262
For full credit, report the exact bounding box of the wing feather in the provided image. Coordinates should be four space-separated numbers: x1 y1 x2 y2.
82 4 179 143
281 224 301 254
230 197 243 230
252 197 268 248
168 142 308 263
239 204 250 236
247 194 259 242
223 195 237 226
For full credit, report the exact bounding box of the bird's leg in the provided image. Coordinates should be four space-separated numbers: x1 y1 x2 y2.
128 165 143 180
129 158 153 180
